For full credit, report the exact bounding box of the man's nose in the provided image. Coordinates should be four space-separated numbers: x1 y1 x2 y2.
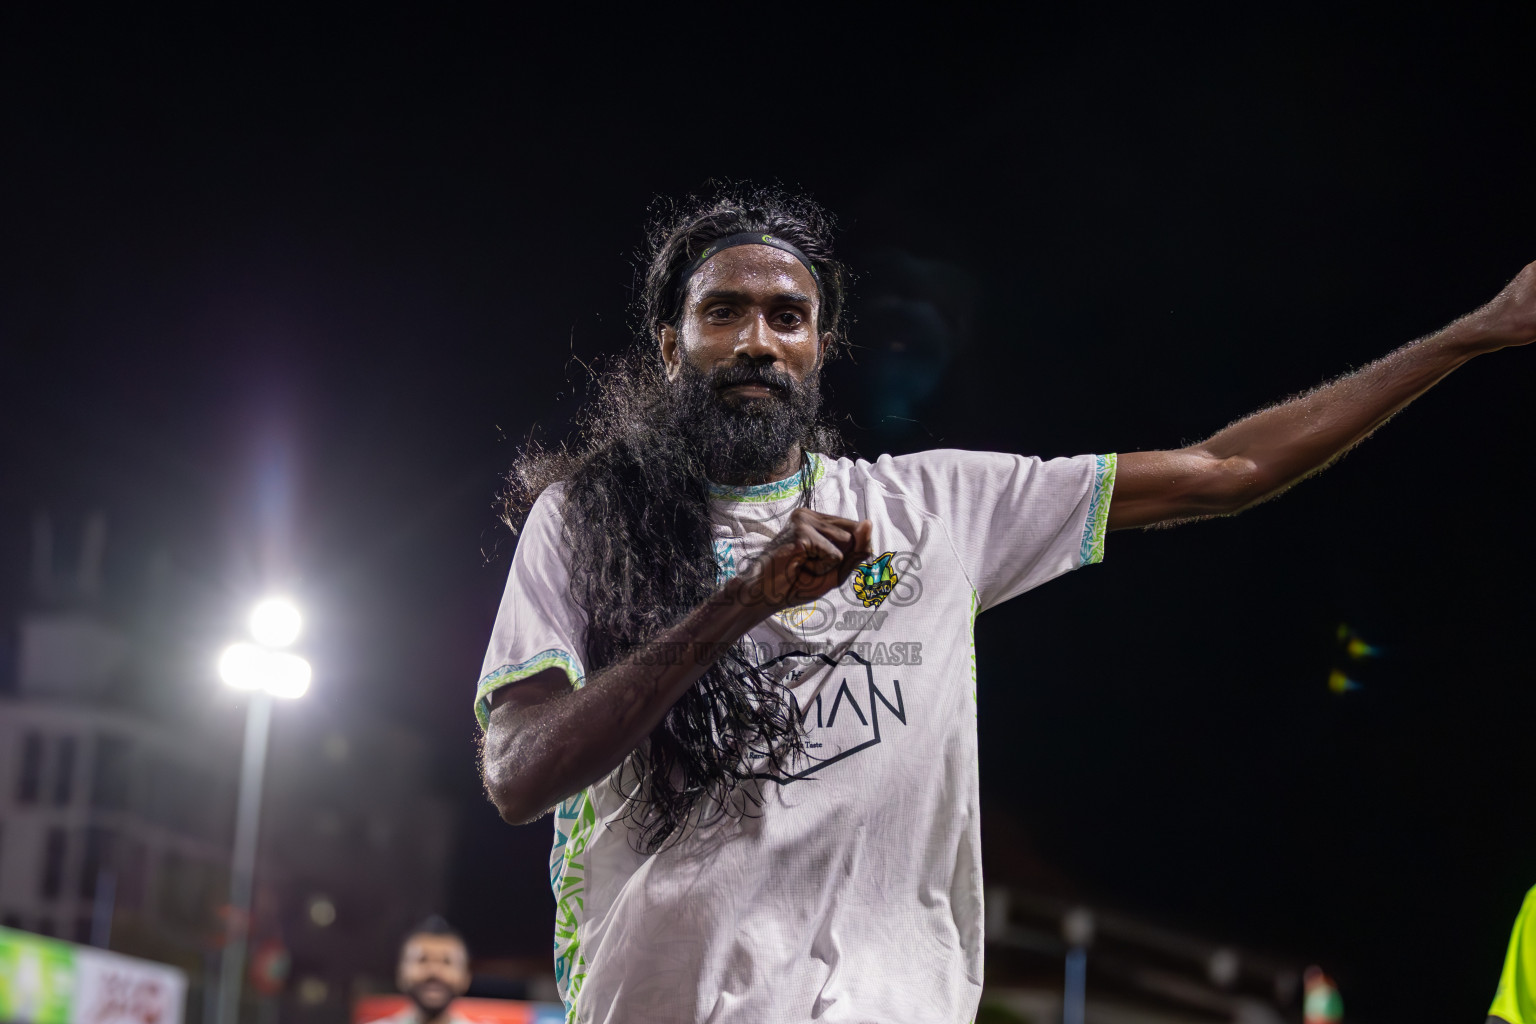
734 312 781 361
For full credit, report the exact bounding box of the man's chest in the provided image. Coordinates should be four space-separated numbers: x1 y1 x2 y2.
709 508 975 785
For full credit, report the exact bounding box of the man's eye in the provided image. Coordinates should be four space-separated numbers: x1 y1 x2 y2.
707 307 735 320
776 312 803 326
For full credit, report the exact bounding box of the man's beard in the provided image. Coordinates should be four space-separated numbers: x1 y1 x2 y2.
406 980 455 1019
667 359 823 484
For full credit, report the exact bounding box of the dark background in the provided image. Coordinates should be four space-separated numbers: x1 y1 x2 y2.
4 6 1535 1020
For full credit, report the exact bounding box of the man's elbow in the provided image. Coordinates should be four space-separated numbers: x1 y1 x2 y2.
1198 454 1269 515
496 795 552 827
481 735 553 825
484 764 551 825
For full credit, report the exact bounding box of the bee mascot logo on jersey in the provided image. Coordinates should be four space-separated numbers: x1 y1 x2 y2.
851 552 899 609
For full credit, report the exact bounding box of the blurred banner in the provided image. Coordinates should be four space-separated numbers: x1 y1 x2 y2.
0 926 187 1024
354 995 563 1024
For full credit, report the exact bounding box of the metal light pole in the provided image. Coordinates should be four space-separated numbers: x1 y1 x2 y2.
1063 945 1087 1024
215 690 273 1024
1061 907 1094 1024
215 598 310 1024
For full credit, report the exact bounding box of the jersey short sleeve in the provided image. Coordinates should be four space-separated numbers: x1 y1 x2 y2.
869 449 1116 612
1490 885 1536 1024
473 485 587 729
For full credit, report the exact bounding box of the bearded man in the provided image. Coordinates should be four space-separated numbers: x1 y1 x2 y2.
477 187 1536 1024
390 916 472 1024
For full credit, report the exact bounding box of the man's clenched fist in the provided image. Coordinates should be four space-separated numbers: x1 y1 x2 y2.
731 508 874 613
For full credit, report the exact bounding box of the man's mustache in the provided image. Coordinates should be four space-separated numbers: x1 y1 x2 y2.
408 980 455 1007
706 363 799 394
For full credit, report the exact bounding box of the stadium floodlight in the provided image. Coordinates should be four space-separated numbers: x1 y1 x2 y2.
249 596 302 648
219 642 266 690
218 642 312 699
215 596 311 1024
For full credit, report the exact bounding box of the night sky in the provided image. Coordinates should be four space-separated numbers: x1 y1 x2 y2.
5 7 1536 1020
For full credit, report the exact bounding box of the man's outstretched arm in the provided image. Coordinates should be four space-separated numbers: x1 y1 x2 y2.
1108 260 1536 530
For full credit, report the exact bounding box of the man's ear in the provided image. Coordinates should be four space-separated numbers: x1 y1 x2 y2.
816 331 834 370
659 322 681 380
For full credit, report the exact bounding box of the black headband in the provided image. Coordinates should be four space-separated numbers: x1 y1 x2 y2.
673 232 820 309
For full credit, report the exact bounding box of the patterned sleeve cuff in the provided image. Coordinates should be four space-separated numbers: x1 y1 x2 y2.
1079 453 1116 566
474 649 584 730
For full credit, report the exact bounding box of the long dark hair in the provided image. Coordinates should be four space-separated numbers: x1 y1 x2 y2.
499 185 850 851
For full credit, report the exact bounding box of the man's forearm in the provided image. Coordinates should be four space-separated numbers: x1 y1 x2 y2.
484 579 768 822
1198 320 1486 507
484 508 871 824
1188 256 1536 514
1112 262 1536 531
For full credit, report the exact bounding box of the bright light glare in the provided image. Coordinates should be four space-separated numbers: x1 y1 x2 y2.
263 653 312 699
249 597 302 647
219 643 265 690
219 643 312 699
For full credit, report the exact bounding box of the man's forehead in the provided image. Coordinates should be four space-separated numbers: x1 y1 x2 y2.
403 934 465 959
687 245 817 300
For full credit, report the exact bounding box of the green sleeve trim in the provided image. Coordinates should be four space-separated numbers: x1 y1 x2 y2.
474 649 583 730
1079 453 1116 566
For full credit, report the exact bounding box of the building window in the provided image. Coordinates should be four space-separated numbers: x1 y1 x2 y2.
116 841 146 912
74 916 94 944
80 828 115 900
41 828 66 900
1 913 21 929
35 917 54 937
91 734 131 811
17 733 44 804
52 737 76 807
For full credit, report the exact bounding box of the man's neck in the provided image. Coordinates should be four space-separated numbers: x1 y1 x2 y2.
714 445 803 487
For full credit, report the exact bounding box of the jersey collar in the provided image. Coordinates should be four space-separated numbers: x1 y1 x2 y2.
707 453 825 504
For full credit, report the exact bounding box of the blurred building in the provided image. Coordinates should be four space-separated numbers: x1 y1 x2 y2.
0 513 236 976
1 513 456 1024
0 694 234 956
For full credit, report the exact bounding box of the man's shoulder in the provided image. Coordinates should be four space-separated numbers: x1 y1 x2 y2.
817 448 977 475
530 480 568 514
825 449 1030 493
520 483 570 534
815 450 985 517
822 449 1101 529
829 448 1029 472
508 483 574 565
